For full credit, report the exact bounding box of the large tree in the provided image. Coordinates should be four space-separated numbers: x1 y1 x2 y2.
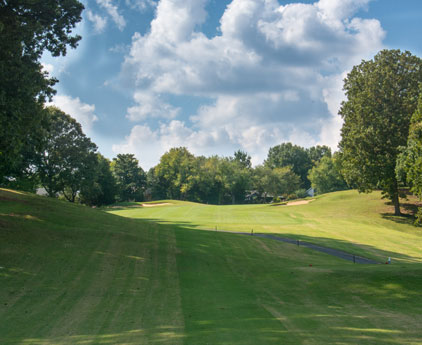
339 49 422 215
36 107 97 201
0 0 84 177
396 89 422 223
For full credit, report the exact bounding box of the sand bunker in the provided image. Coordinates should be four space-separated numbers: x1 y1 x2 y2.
286 199 315 206
141 203 172 207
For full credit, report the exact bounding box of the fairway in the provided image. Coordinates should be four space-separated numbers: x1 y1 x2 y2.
108 190 422 264
1 189 422 344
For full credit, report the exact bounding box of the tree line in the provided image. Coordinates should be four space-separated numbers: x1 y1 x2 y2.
2 2 422 222
1 105 346 206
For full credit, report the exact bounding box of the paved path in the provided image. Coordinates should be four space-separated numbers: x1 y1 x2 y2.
222 231 379 264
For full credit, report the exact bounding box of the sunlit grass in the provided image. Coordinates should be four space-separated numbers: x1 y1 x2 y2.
1 189 422 344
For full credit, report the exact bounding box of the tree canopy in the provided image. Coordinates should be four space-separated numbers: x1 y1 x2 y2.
0 0 84 177
339 49 422 215
36 107 97 202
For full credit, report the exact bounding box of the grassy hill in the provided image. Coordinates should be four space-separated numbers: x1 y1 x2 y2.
1 188 422 344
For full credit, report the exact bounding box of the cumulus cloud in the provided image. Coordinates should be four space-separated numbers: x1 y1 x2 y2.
86 10 108 33
126 92 180 121
117 0 385 167
97 0 126 31
48 95 99 133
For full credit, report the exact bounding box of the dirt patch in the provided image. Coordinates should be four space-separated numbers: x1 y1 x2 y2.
286 199 315 206
141 203 172 207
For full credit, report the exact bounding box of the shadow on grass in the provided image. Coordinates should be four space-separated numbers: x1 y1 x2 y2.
1 189 422 345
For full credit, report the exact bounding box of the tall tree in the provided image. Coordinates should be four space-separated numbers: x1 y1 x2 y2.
265 142 312 188
396 88 422 223
36 107 97 201
0 0 84 177
339 49 422 215
112 154 146 202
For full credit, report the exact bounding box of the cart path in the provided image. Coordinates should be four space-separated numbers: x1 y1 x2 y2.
221 231 380 264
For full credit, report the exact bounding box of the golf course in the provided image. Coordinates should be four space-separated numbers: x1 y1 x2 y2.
1 188 422 344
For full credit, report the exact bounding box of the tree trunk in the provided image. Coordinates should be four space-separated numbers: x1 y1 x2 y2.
392 193 401 216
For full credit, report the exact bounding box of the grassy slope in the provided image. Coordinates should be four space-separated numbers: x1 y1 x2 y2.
109 190 422 263
1 189 422 344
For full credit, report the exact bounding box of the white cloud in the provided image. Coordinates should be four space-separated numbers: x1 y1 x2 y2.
48 95 99 133
126 0 157 11
86 10 108 33
118 0 385 165
126 92 180 121
97 0 126 31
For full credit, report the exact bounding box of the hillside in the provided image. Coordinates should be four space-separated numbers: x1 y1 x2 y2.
1 188 422 344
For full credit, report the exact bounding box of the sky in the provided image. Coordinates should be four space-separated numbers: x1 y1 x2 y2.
42 0 422 170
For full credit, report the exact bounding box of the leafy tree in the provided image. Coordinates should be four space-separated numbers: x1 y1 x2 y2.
80 154 116 206
396 89 422 223
154 147 196 200
339 49 422 215
265 142 312 188
308 154 348 194
307 145 331 164
0 0 84 177
219 158 251 204
36 107 97 201
233 150 252 169
112 154 146 202
253 165 301 202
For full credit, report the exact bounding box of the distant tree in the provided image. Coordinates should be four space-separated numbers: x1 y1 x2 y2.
339 49 422 215
36 107 97 201
80 154 116 206
307 145 331 164
112 154 146 202
219 158 251 204
308 154 348 194
0 0 84 177
270 167 301 198
253 165 301 201
233 150 252 169
154 147 195 200
265 143 312 188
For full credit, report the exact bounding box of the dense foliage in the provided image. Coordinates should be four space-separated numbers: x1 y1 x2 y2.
0 0 84 178
339 49 422 215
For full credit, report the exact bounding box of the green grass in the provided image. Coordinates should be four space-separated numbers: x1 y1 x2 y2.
108 190 422 264
1 188 422 344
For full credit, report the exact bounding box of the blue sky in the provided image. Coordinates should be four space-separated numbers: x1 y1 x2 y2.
42 0 422 170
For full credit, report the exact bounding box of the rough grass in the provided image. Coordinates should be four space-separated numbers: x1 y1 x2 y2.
1 188 422 344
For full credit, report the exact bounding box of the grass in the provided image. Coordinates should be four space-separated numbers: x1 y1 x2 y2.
1 188 422 344
107 190 422 264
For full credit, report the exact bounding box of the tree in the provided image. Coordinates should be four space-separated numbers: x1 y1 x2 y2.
265 143 312 188
253 165 301 202
233 150 252 169
219 158 251 204
80 154 116 206
307 145 331 164
308 154 348 194
0 0 84 177
154 147 196 200
396 89 422 223
112 154 146 202
339 49 422 215
36 107 97 201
